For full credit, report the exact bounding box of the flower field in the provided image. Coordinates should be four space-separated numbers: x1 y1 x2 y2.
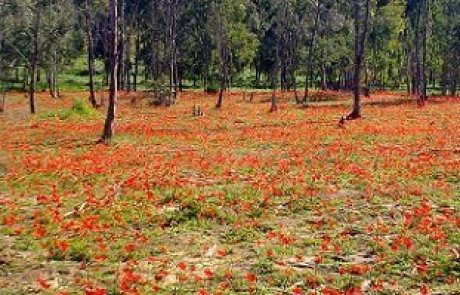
0 92 459 294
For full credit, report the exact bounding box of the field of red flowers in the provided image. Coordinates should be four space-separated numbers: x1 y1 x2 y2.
0 91 459 295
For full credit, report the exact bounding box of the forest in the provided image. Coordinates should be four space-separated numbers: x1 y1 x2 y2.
0 0 459 294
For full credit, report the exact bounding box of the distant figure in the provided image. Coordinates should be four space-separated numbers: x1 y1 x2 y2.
338 116 346 128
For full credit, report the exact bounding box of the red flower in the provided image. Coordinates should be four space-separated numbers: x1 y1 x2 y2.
56 240 69 252
204 268 214 279
322 287 341 295
37 276 51 289
345 286 363 295
123 243 136 253
177 261 187 271
84 286 107 295
292 287 303 295
420 284 430 295
245 272 257 284
417 259 428 276
349 264 371 275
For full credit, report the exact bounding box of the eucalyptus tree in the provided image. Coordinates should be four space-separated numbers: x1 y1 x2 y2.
301 0 322 102
406 0 431 104
0 0 46 114
348 0 371 119
210 0 258 108
256 0 289 111
180 0 213 88
368 0 405 90
0 0 77 112
433 0 460 95
76 0 106 106
101 0 118 142
42 0 76 99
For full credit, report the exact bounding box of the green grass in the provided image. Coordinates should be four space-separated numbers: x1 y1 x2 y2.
40 99 100 120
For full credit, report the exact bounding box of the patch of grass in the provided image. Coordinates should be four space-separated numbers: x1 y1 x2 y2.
40 99 100 120
68 239 92 262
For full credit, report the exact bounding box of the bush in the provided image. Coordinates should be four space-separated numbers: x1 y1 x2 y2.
70 99 94 115
205 84 219 94
148 84 175 107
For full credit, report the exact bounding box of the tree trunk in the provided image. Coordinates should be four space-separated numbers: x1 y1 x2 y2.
125 31 132 92
167 0 179 103
101 0 118 142
118 0 125 91
47 50 59 99
29 8 41 115
215 41 228 108
404 32 412 95
451 72 457 96
303 0 321 103
215 7 228 109
321 65 327 90
348 0 370 120
413 2 423 103
133 29 140 92
420 0 428 103
270 43 279 113
84 0 97 107
0 91 5 113
270 67 278 112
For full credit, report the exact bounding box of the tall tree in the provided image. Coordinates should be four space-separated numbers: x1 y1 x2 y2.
212 1 229 109
101 0 118 142
302 0 322 103
83 0 98 107
167 0 179 102
348 0 371 119
29 2 42 114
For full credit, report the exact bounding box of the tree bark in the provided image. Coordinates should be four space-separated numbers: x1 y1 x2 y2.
215 39 228 108
29 7 41 115
101 0 118 142
413 1 425 104
303 0 321 103
134 29 140 92
420 0 429 103
348 0 370 120
118 0 125 91
84 0 97 107
215 6 228 109
168 0 179 103
270 43 279 113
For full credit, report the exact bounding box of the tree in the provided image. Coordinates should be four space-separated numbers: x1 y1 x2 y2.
212 1 229 109
81 0 98 107
348 0 371 119
406 0 432 104
101 0 118 142
367 0 404 90
42 0 76 99
433 0 459 96
302 0 322 103
167 0 179 102
210 0 258 108
28 2 42 114
1 0 458 121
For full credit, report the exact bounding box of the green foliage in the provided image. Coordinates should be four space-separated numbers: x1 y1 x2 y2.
40 99 99 120
0 0 459 93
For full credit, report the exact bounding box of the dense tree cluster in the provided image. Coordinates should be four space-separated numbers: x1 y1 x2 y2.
0 0 459 114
